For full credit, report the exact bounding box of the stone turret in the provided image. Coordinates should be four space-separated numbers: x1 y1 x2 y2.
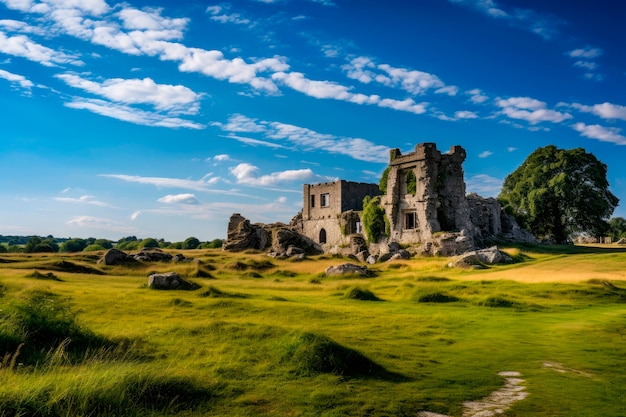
381 143 471 244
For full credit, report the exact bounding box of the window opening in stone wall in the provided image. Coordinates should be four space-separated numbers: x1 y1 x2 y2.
310 195 315 208
319 228 327 244
321 193 330 207
356 221 362 234
405 212 417 230
405 170 417 195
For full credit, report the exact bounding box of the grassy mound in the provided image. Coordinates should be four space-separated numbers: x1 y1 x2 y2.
414 290 460 303
0 290 124 366
199 286 248 299
45 260 104 275
344 287 382 301
282 332 389 378
0 370 217 417
26 271 63 281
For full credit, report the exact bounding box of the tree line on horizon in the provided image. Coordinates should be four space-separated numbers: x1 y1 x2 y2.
0 235 224 254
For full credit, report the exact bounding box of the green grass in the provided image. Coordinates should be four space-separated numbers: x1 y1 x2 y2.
0 245 625 416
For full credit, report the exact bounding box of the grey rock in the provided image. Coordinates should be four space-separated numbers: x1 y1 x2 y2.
325 263 370 277
148 272 199 290
98 248 136 265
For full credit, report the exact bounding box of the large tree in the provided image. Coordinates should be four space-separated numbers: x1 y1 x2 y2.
499 145 619 243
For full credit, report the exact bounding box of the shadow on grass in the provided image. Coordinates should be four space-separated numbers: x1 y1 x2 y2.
507 242 626 255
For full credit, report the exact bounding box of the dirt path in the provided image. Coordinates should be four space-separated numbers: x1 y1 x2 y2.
417 371 527 417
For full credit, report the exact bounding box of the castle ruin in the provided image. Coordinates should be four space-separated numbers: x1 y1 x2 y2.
225 142 535 256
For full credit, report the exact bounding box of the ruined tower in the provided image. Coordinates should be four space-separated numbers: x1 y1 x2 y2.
381 142 471 244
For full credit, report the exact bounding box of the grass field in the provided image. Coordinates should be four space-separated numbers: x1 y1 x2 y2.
1 244 625 416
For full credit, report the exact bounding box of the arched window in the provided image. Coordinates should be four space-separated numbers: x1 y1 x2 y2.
319 228 327 244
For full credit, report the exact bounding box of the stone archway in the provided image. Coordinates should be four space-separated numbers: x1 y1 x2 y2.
319 228 327 244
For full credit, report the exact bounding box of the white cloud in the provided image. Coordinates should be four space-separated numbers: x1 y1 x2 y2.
213 154 231 162
130 210 142 221
157 193 200 204
230 162 322 187
102 173 255 196
450 0 561 40
455 110 478 119
467 88 489 104
64 98 204 129
496 96 572 124
0 31 83 66
507 147 518 152
54 194 117 207
225 134 286 149
343 56 455 96
378 98 428 114
206 5 251 26
66 216 136 233
56 74 201 114
478 150 493 158
465 174 503 198
214 114 390 163
0 68 33 90
119 7 188 38
268 121 390 162
570 102 626 121
572 122 626 145
568 47 603 59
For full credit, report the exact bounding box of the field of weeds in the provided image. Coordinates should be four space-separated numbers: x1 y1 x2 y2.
1 244 625 416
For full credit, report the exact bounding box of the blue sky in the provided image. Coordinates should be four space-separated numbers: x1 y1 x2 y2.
1 0 625 241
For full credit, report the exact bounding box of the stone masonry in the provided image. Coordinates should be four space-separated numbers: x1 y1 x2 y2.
381 143 470 244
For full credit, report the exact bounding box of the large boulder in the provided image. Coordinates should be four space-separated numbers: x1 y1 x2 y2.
134 248 173 262
223 213 323 257
325 263 371 277
148 272 200 290
449 246 513 269
222 213 270 252
98 248 136 265
271 227 323 257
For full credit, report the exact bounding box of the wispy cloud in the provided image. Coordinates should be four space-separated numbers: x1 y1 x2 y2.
567 46 603 81
343 56 457 96
478 150 493 158
56 73 202 114
54 194 118 208
206 5 252 26
569 102 626 121
214 114 390 163
465 174 503 198
101 173 254 196
449 0 562 40
572 123 626 145
0 68 33 91
66 215 137 233
64 98 204 129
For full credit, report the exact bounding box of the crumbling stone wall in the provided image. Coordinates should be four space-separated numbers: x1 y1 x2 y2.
381 143 471 244
301 180 380 247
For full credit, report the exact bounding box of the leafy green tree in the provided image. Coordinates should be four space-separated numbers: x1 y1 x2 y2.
362 196 387 243
379 167 391 194
93 239 113 249
140 238 159 248
183 237 201 249
609 217 626 241
499 145 619 243
60 238 87 253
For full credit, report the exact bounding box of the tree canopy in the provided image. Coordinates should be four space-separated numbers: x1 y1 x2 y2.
499 145 619 243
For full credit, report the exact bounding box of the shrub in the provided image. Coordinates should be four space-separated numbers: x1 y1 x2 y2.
362 196 387 244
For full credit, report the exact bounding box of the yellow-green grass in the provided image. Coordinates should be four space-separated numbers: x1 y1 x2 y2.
1 245 625 416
